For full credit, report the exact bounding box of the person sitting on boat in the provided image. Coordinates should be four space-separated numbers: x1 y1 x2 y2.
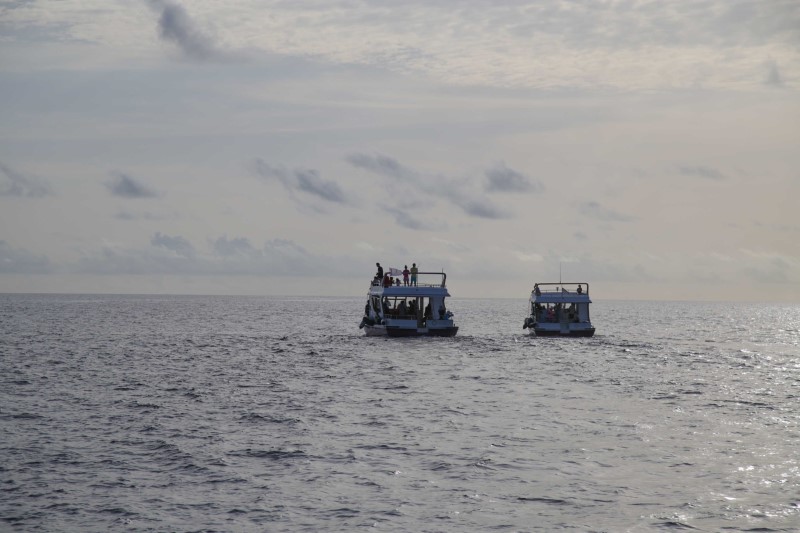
402 265 410 286
534 284 541 296
383 273 392 287
576 285 583 294
424 302 432 319
397 300 407 316
546 306 555 321
395 278 401 286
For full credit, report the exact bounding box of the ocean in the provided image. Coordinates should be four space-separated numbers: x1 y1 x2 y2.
1 293 798 532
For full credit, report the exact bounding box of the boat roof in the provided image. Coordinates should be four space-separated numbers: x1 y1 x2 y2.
531 282 592 304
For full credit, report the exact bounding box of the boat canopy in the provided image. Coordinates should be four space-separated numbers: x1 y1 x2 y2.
377 286 451 297
531 283 592 304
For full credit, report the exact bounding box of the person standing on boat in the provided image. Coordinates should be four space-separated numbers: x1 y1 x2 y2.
402 265 410 286
410 263 418 286
376 262 383 279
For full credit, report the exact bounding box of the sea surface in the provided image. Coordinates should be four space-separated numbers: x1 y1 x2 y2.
1 293 798 532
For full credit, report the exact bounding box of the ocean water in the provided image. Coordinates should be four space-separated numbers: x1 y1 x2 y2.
1 293 798 532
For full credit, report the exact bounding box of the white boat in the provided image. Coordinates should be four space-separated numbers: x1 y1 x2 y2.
523 282 595 337
359 270 458 337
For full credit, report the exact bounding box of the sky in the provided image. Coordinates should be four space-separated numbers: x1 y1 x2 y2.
0 0 798 301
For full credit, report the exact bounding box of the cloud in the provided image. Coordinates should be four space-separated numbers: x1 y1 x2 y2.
347 153 511 220
346 153 416 181
579 201 634 222
151 232 194 258
382 206 434 231
513 250 544 263
255 159 349 205
106 172 160 198
764 59 784 87
0 240 51 273
0 162 53 197
485 162 542 193
678 165 727 181
455 197 508 219
148 0 232 62
73 232 351 278
430 237 470 254
115 211 176 221
212 235 257 257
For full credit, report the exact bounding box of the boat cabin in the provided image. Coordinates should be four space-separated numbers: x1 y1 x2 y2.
524 282 595 337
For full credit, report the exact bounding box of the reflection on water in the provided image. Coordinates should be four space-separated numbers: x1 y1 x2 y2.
1 294 798 531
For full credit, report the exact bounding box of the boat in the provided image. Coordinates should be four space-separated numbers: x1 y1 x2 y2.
359 269 458 337
523 282 595 337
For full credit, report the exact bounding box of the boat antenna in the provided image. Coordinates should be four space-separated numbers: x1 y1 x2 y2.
559 262 562 285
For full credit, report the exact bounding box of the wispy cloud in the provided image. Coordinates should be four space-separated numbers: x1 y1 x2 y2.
255 159 350 206
347 153 511 221
579 201 634 222
151 232 194 258
764 59 784 87
346 153 416 181
678 165 727 181
0 240 51 273
74 234 326 277
381 206 436 231
212 235 257 257
485 162 543 193
106 172 160 198
115 211 176 221
0 162 53 198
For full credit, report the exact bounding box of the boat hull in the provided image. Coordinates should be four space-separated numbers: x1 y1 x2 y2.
386 326 459 338
532 327 595 337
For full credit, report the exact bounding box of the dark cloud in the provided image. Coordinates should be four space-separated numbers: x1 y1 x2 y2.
148 0 233 62
0 240 51 273
107 172 160 198
485 162 543 193
254 159 348 205
455 197 509 219
151 232 194 258
294 169 347 204
0 162 53 197
347 153 511 220
678 165 726 181
579 201 634 222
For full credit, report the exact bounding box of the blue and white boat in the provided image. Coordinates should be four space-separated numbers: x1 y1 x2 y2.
359 270 458 337
523 282 595 337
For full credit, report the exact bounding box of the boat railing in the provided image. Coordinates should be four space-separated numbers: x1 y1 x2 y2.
533 282 589 295
371 271 448 288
